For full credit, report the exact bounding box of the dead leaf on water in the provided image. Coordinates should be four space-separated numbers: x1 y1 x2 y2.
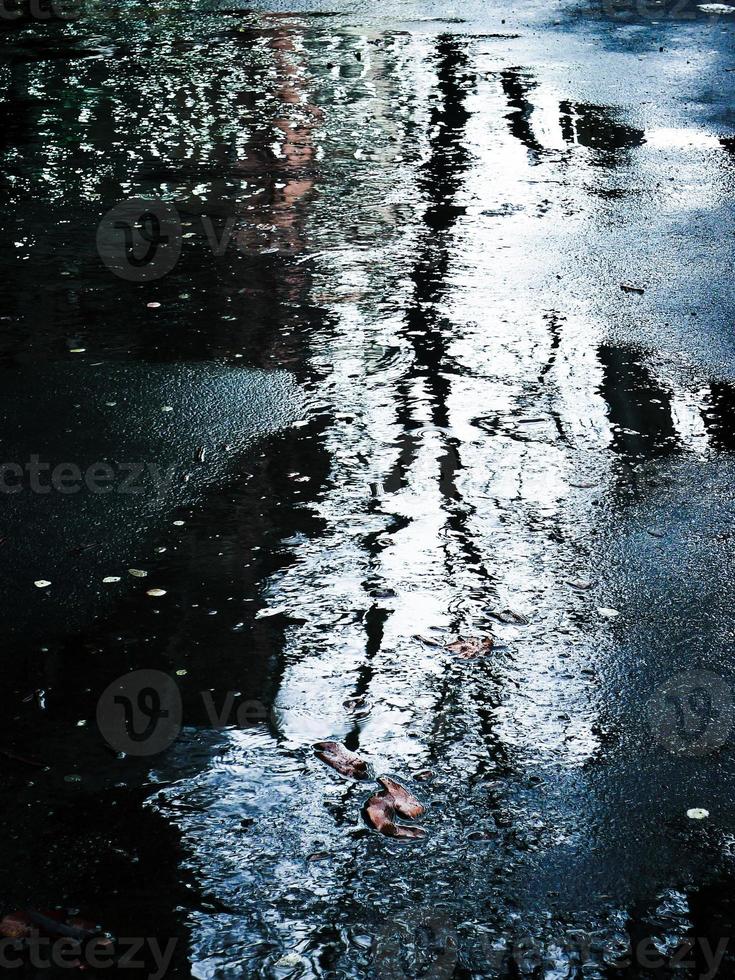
364 790 427 840
313 740 369 779
446 635 494 659
377 776 425 819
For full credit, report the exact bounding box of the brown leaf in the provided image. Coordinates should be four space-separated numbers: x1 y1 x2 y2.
364 791 427 840
377 776 425 819
0 912 32 940
446 635 494 659
313 741 369 779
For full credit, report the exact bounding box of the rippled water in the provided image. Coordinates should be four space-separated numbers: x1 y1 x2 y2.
4 0 735 977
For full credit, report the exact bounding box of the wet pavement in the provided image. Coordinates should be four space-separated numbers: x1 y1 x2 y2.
3 0 735 977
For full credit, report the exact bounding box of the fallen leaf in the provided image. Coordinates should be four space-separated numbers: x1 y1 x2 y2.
446 635 494 659
377 776 425 819
364 791 426 839
0 912 32 940
314 740 369 779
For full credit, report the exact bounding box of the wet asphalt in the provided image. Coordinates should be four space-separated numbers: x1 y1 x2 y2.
2 0 735 977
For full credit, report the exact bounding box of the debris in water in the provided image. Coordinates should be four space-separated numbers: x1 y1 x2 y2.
0 746 44 768
446 635 494 659
314 740 369 779
275 953 306 970
102 576 121 584
146 301 161 309
146 588 167 597
34 580 51 589
377 776 425 819
255 606 287 619
597 607 620 619
567 579 593 590
620 282 645 294
489 609 529 625
698 2 735 11
364 789 426 839
195 446 206 463
128 568 147 578
414 634 443 647
687 808 710 819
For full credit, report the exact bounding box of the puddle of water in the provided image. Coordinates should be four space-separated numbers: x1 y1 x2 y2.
3 1 735 978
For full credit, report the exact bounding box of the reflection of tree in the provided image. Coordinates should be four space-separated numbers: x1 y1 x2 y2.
597 344 679 459
369 37 511 780
701 381 735 451
559 100 645 158
500 68 545 162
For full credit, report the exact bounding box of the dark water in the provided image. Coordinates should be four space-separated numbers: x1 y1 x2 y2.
3 0 735 977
